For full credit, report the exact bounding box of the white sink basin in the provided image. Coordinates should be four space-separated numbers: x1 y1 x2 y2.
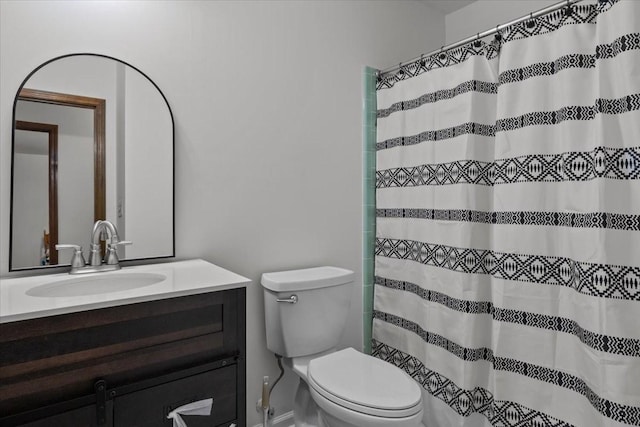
26 273 167 298
1 259 251 323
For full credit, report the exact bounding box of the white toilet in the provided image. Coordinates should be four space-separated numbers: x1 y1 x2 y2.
261 266 424 427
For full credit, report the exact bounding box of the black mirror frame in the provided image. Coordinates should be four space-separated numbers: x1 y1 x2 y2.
9 53 175 272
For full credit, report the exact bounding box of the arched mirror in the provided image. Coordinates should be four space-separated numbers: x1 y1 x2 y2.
9 54 174 271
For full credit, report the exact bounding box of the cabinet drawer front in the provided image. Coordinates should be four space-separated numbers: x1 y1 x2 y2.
113 365 236 427
14 402 113 427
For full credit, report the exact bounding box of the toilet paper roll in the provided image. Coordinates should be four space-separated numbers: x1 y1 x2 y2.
166 398 213 427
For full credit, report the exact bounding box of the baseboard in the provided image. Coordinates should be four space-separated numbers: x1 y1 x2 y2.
251 410 294 427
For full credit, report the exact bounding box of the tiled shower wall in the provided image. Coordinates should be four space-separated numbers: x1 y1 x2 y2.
362 67 377 354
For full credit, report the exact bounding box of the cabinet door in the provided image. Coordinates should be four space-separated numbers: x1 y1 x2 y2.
113 365 236 427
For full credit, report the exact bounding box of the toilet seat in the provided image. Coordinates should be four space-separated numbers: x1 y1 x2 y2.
307 348 422 419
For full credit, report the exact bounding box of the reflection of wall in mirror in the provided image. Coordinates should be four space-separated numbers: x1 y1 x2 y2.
13 131 49 268
27 56 119 228
124 68 172 259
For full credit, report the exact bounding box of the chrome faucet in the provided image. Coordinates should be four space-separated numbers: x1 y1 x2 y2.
56 220 132 274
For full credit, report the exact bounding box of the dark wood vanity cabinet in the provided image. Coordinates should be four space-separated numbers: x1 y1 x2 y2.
0 288 246 427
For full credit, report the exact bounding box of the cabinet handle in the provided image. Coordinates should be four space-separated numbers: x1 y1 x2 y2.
94 380 107 426
276 295 298 304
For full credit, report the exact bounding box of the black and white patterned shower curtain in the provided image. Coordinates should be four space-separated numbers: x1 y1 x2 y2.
372 1 640 426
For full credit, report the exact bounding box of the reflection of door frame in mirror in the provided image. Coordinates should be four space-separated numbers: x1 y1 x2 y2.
18 88 107 233
15 120 59 265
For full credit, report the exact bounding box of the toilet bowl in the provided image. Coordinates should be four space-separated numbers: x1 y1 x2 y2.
261 267 424 427
306 348 423 427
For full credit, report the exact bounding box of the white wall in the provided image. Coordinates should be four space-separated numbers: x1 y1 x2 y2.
0 1 445 425
446 0 560 44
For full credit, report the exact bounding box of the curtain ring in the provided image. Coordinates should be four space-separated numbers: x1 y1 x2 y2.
527 12 535 28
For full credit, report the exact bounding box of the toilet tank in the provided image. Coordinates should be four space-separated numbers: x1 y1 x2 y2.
261 267 354 358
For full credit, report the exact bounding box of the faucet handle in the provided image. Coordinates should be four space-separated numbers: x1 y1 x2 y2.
55 244 87 268
105 241 132 265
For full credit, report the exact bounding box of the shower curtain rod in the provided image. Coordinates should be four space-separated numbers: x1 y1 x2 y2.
379 0 584 75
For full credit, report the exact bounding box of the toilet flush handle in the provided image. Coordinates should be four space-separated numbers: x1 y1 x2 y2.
276 295 298 304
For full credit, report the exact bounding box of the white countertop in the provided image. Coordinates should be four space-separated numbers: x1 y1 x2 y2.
0 259 251 323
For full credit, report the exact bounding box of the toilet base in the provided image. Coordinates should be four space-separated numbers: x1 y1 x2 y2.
318 415 426 427
293 379 320 427
317 411 364 427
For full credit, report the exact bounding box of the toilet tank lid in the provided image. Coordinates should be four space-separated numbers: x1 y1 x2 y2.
261 266 354 292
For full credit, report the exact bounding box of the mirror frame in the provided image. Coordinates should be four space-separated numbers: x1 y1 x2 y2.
9 53 175 271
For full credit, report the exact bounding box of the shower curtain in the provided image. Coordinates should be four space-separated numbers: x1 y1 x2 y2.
372 1 640 426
